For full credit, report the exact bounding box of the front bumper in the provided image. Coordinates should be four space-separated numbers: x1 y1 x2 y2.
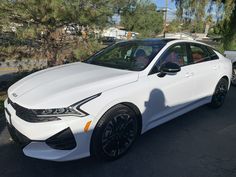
4 99 95 161
7 122 31 148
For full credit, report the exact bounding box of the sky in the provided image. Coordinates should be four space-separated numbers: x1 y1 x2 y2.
154 0 177 21
154 0 176 10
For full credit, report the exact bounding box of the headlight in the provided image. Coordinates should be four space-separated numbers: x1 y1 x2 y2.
33 106 87 117
33 93 101 119
9 93 101 123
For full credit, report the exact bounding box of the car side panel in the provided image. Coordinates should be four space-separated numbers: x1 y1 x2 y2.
82 45 232 135
81 69 197 134
187 60 221 100
217 52 233 88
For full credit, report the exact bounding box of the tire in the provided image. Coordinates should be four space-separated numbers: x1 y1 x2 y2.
231 63 236 86
209 78 229 108
91 104 139 161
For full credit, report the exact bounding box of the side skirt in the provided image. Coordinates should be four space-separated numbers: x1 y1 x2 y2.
142 96 212 134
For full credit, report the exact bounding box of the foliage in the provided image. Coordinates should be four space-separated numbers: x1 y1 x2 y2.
0 0 115 32
167 19 182 33
0 0 137 64
73 39 104 61
167 19 205 34
220 2 236 50
121 1 163 38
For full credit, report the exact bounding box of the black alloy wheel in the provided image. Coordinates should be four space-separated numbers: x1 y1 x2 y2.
231 63 236 86
91 104 139 160
210 78 228 108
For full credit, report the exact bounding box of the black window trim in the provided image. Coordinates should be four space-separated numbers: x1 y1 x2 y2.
148 41 220 76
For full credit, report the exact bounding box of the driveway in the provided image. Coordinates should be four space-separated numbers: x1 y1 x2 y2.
0 88 236 177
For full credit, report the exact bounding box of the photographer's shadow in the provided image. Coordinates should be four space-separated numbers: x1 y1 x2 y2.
142 88 169 128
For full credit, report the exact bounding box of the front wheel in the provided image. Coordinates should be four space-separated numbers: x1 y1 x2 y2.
91 104 139 161
231 63 236 86
209 78 228 108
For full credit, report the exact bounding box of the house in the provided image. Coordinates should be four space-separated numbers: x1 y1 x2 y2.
101 26 138 40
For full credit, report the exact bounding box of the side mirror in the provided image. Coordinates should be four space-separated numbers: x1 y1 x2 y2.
158 62 181 77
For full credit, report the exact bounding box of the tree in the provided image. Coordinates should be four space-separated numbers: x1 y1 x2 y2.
0 0 137 64
167 19 182 33
218 0 236 49
173 0 236 49
121 1 163 38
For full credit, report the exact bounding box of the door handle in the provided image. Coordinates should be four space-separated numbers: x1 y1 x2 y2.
185 72 194 78
213 66 218 70
185 73 191 78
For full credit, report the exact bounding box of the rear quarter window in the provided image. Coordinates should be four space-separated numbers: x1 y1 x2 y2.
206 46 219 60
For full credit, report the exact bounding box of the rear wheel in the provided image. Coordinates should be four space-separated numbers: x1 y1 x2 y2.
91 104 139 160
209 78 228 108
231 63 236 86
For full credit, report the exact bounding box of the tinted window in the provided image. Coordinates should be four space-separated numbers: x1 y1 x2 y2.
158 44 189 66
190 44 210 63
206 47 219 60
85 42 165 71
149 43 189 74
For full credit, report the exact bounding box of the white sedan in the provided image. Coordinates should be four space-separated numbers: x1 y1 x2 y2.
4 39 232 161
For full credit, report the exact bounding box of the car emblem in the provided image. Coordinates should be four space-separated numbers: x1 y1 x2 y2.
12 93 18 97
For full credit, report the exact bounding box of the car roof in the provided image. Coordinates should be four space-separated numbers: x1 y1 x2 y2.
116 38 193 45
115 38 175 45
116 38 217 51
132 38 177 43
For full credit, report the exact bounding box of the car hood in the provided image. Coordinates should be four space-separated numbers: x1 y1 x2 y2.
8 62 139 109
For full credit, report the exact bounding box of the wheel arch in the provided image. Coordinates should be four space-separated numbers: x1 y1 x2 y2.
222 75 229 82
221 76 230 89
92 101 143 136
211 76 230 96
121 102 143 135
232 62 236 86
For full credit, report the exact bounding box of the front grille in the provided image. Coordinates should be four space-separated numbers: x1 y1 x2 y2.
7 123 31 148
8 98 38 122
7 98 60 123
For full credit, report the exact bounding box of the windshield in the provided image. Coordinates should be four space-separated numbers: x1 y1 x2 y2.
85 41 165 71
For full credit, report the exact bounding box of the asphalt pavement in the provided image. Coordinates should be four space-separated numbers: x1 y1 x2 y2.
0 88 236 177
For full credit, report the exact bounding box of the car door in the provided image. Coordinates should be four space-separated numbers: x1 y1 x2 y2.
187 43 220 100
140 43 197 129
